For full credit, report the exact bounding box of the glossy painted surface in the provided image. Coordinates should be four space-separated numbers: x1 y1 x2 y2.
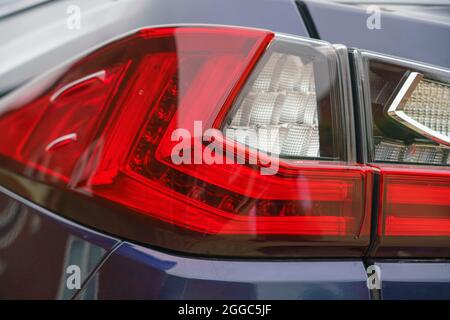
0 186 119 299
77 242 370 300
375 262 450 299
303 0 450 68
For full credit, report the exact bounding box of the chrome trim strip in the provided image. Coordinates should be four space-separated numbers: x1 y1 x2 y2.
387 72 450 146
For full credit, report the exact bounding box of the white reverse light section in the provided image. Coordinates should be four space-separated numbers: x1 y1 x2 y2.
225 52 320 158
388 73 450 146
402 79 450 144
374 140 446 165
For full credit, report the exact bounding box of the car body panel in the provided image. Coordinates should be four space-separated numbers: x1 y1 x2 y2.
0 186 119 299
375 262 450 300
76 242 370 300
302 0 450 68
0 0 308 94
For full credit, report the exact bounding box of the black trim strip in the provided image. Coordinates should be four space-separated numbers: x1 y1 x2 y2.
295 1 320 39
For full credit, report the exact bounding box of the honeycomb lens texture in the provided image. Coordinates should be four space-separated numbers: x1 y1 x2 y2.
374 140 448 165
225 52 320 158
403 79 450 138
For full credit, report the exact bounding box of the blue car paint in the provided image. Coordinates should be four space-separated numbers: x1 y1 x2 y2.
302 0 450 68
76 242 370 300
376 262 450 300
0 186 119 299
0 185 371 300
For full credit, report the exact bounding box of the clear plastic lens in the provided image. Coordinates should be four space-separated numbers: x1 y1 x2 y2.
225 51 320 158
403 144 445 164
374 140 405 162
251 52 316 93
368 57 450 166
403 79 450 138
374 139 448 165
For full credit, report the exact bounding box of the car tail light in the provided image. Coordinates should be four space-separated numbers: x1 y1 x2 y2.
362 54 450 166
387 74 450 146
356 51 450 257
223 51 320 158
373 166 450 257
0 26 372 257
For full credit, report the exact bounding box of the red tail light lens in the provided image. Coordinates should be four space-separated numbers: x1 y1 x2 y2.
382 170 450 237
0 26 372 257
372 165 450 257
